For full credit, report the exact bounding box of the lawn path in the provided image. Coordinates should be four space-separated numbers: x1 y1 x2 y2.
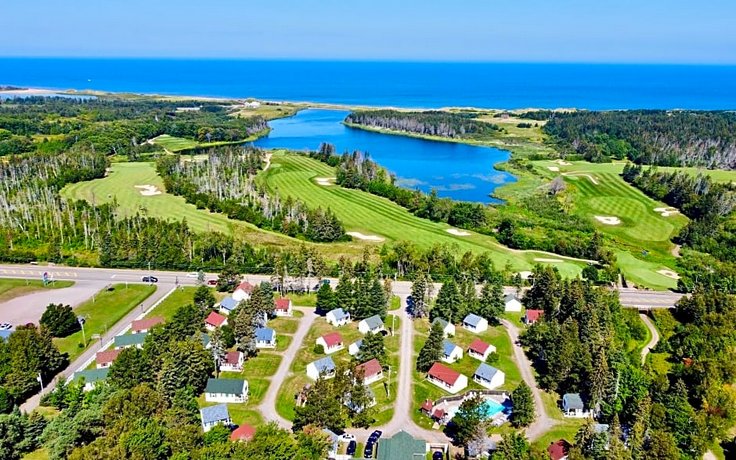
501 319 558 441
639 313 660 364
259 306 318 427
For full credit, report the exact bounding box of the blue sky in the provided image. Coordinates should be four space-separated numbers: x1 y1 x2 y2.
1 0 734 63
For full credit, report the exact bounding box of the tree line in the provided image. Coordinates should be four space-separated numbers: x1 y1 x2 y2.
345 109 503 139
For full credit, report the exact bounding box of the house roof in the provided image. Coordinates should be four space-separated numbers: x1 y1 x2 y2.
362 315 384 330
547 439 572 460
236 281 254 293
474 363 501 381
443 339 459 356
200 404 230 424
420 399 434 412
563 393 584 410
356 358 383 378
201 332 211 348
320 332 343 348
432 317 449 328
525 309 544 322
73 368 109 384
205 378 247 395
468 338 491 355
350 339 363 350
0 330 12 341
376 431 427 460
432 408 446 419
206 311 227 327
223 351 242 365
463 313 485 327
504 294 519 303
256 327 275 342
328 308 349 321
219 296 238 311
275 297 291 311
593 424 610 434
114 332 147 347
95 348 122 365
428 362 461 386
230 423 256 441
310 356 336 374
131 316 164 332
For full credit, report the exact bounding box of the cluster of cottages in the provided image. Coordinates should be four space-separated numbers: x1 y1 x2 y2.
73 280 294 434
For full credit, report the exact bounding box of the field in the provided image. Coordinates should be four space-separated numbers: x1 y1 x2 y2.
53 283 156 360
260 151 587 278
151 134 199 151
0 278 74 303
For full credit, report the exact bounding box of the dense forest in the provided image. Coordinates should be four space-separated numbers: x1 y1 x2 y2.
535 110 736 168
157 146 347 243
345 109 502 139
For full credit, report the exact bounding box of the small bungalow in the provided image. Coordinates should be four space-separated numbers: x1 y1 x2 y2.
547 439 572 460
468 338 496 361
73 368 109 392
462 313 489 334
326 308 350 326
358 315 385 335
419 399 434 416
114 332 147 350
220 351 244 372
504 294 522 312
473 363 505 390
432 318 455 337
427 362 468 394
131 316 164 334
0 330 12 342
274 297 293 317
356 358 384 385
348 339 363 356
204 378 249 404
232 281 255 302
200 404 231 433
344 387 377 413
255 327 277 348
316 332 344 354
442 340 463 364
95 348 122 369
218 296 239 315
376 431 429 460
230 424 256 442
306 356 336 380
523 309 544 325
562 393 587 418
205 311 228 331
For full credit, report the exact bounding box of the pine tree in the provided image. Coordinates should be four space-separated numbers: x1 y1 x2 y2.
478 281 505 325
335 274 354 315
416 322 444 372
524 265 561 316
347 369 375 428
233 307 258 356
356 332 387 365
458 277 477 321
315 283 336 313
510 382 535 428
410 275 429 318
431 278 461 323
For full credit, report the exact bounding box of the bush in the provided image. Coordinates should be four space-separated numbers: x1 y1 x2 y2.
486 352 500 365
313 344 325 355
39 303 80 337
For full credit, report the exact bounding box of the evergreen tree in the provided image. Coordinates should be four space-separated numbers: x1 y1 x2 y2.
643 430 680 460
416 322 444 372
346 370 375 428
431 278 462 323
410 275 429 318
452 394 486 446
193 286 215 312
315 283 336 313
490 432 533 460
293 376 347 432
108 348 152 390
39 303 80 338
233 307 258 356
458 277 477 321
334 274 354 315
356 332 387 365
524 265 561 316
478 280 505 325
216 266 240 292
157 339 214 399
510 382 535 428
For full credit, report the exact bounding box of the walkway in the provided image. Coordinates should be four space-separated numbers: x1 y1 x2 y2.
259 306 318 428
639 313 660 364
500 319 557 441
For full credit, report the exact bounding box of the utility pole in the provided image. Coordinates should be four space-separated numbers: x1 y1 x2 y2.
148 261 152 284
77 316 87 346
387 365 392 398
37 372 44 392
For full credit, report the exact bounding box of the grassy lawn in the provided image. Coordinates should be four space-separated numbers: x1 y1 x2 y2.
22 449 49 460
0 278 74 303
53 284 156 360
151 134 199 151
260 151 586 278
143 286 197 321
197 394 264 427
286 292 316 307
389 296 401 311
275 315 400 426
269 316 300 334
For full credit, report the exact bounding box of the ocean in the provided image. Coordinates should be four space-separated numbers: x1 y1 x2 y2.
2 58 736 110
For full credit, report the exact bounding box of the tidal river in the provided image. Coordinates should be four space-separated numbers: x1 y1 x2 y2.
253 109 515 203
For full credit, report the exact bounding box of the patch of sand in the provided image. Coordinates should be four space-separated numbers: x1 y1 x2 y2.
446 228 471 236
315 177 335 186
534 258 563 263
554 159 572 166
595 215 621 225
347 232 385 242
547 166 560 172
134 185 162 196
657 269 680 280
654 207 679 217
563 172 599 185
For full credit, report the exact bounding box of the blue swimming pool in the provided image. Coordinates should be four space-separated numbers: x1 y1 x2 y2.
481 399 506 418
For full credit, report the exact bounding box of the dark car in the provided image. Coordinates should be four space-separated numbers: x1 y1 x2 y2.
369 430 383 442
433 451 444 460
346 440 356 456
364 442 374 459
207 279 218 286
142 276 158 283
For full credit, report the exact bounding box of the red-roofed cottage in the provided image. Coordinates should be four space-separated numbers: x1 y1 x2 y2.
205 311 228 331
233 281 255 302
95 349 122 369
220 351 244 372
131 316 164 334
468 338 496 361
316 332 344 354
427 362 468 394
230 423 256 442
274 297 293 317
355 358 384 385
547 439 572 460
523 309 544 325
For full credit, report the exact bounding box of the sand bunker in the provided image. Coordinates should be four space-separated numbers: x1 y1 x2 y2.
657 269 680 280
534 258 563 263
554 159 572 166
347 232 385 242
654 207 679 217
315 177 334 186
595 216 621 225
446 228 471 236
135 185 162 196
563 173 599 185
547 166 560 172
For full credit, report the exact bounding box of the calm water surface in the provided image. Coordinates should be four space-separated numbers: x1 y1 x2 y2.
253 109 515 203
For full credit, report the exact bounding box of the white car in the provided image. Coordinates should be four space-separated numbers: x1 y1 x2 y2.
0 323 12 331
340 433 356 442
186 272 199 278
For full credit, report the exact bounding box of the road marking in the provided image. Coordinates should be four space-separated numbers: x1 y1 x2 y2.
111 275 117 279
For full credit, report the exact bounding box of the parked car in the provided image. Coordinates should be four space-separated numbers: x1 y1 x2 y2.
340 433 356 441
433 451 444 460
207 279 218 286
0 323 12 331
364 442 374 459
142 276 158 283
369 430 383 443
346 440 356 456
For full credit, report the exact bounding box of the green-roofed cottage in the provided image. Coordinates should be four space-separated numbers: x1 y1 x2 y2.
73 368 109 392
376 431 429 459
204 378 248 403
114 332 148 349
